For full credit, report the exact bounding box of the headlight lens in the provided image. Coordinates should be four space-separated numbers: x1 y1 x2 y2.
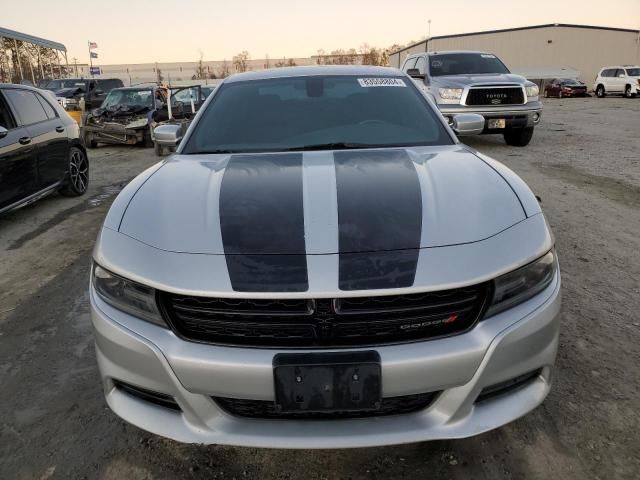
92 264 166 327
525 85 540 98
438 88 464 100
484 251 557 318
126 118 149 129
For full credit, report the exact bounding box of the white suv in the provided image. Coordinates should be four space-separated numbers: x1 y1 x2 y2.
593 66 640 98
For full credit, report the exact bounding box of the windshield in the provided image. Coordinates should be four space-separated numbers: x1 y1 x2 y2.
560 79 583 86
429 53 510 76
44 79 84 90
182 75 452 154
101 89 153 109
625 68 640 76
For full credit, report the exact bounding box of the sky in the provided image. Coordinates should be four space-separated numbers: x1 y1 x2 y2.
2 0 639 65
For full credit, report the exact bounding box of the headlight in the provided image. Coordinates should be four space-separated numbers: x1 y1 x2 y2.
525 85 539 98
126 118 149 129
484 251 557 318
438 88 464 100
92 264 166 326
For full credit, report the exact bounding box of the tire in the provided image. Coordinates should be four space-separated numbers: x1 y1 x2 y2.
596 85 606 98
624 85 635 98
543 90 549 98
142 130 154 148
558 91 563 99
504 127 534 147
83 130 97 149
60 146 89 197
154 142 163 156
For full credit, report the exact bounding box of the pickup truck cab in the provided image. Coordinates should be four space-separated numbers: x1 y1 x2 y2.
402 51 542 146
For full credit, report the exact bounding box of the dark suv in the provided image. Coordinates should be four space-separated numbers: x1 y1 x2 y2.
43 78 124 111
0 84 89 214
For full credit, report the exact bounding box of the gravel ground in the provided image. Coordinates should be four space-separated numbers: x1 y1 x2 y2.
1 97 639 480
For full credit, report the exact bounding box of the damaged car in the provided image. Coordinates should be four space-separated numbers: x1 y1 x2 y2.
83 85 202 148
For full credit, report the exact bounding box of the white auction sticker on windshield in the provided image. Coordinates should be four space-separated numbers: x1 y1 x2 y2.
358 78 406 87
481 54 496 58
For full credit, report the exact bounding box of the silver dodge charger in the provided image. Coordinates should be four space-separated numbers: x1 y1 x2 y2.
90 66 561 448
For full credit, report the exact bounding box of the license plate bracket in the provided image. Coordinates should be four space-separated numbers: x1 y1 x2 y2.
273 351 382 413
487 118 506 129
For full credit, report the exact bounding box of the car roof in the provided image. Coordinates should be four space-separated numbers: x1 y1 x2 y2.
224 65 402 84
408 50 492 58
0 83 48 92
600 65 640 69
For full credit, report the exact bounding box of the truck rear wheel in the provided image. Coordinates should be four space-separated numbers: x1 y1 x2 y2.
504 127 534 147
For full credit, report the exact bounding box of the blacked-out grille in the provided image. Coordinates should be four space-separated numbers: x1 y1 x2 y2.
158 283 491 348
466 87 525 106
214 391 440 419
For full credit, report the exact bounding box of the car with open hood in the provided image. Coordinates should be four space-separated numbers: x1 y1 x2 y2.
90 66 561 448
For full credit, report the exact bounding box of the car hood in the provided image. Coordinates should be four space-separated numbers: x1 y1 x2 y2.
432 73 527 88
118 146 526 257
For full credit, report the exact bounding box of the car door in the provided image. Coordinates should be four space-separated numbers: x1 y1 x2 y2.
612 69 625 92
4 88 69 190
0 89 38 210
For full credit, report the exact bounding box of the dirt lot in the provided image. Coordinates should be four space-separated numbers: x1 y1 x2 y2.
1 97 639 480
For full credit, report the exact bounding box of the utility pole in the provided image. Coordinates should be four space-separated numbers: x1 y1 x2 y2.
88 41 93 75
72 57 79 77
427 19 432 52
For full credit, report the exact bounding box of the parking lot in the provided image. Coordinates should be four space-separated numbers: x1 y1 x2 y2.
0 96 639 480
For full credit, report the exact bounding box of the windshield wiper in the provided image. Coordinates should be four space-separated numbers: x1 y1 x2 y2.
284 142 380 151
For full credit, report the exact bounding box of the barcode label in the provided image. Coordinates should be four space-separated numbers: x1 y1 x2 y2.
358 78 407 88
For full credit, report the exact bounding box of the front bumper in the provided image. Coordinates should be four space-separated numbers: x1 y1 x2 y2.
90 271 560 448
83 123 146 145
438 101 542 131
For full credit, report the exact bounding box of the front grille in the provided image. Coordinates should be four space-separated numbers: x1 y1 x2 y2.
214 391 440 419
466 87 525 106
158 283 491 348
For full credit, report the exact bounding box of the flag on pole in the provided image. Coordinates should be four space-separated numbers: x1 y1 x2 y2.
89 42 98 49
90 52 98 59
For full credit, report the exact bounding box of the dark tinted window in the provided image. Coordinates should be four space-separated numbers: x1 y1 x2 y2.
4 89 48 125
626 68 640 76
402 58 417 71
0 92 17 129
415 57 427 74
560 79 582 86
98 79 123 91
183 75 452 154
429 53 510 76
35 93 57 119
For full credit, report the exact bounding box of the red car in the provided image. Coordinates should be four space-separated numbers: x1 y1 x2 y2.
544 78 588 98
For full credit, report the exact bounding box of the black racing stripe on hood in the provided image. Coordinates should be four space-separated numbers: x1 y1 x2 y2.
334 149 422 290
224 255 308 292
220 153 308 292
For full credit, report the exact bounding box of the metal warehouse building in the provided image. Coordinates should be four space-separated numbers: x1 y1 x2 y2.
389 24 640 83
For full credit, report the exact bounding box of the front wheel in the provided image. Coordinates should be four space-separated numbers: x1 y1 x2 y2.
83 130 97 148
596 85 605 98
60 147 89 196
558 91 563 99
154 142 163 156
504 127 534 147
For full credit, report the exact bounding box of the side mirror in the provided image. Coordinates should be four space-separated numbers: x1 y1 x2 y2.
618 74 625 78
0 126 8 139
94 89 104 95
154 124 182 147
450 114 485 136
406 68 425 79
